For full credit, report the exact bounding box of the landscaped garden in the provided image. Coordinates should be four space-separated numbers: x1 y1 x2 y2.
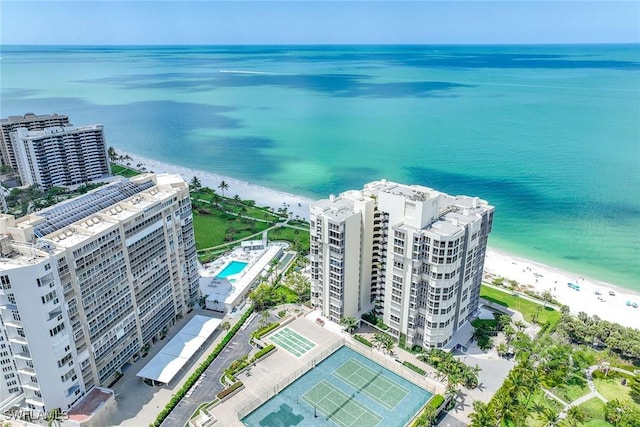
480 284 562 328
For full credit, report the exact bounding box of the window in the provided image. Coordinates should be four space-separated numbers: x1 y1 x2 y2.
49 322 65 337
0 275 10 289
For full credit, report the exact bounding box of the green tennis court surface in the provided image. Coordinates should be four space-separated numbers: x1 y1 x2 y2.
301 379 382 427
333 358 410 410
268 327 316 357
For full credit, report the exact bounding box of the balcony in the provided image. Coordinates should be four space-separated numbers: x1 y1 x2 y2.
14 351 32 360
18 366 36 376
21 382 40 391
4 319 21 328
25 396 44 407
8 336 28 346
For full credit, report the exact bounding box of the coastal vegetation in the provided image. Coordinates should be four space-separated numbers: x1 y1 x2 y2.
480 284 562 330
469 309 640 426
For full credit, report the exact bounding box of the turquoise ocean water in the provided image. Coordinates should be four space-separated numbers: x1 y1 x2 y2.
1 45 639 290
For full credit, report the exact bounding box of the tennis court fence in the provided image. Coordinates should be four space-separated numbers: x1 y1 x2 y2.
343 339 440 395
237 338 345 419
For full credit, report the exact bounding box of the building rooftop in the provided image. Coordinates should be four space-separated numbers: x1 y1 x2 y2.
11 124 102 140
30 178 156 238
67 387 113 423
1 113 69 125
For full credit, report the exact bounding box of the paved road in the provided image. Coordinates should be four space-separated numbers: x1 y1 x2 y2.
161 312 276 427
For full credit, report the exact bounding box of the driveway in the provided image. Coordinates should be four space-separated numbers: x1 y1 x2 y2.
161 312 277 427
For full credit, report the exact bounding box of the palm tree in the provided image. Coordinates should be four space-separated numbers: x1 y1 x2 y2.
233 194 241 204
107 146 118 163
539 407 561 427
221 321 231 332
469 401 496 427
497 342 509 357
218 180 229 197
340 316 358 334
190 176 201 192
564 406 586 426
259 310 270 328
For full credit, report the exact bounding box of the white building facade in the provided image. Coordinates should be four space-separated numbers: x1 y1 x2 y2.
0 113 71 171
310 180 494 350
0 173 199 413
11 125 111 190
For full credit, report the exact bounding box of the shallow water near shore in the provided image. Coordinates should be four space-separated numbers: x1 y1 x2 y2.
2 44 639 290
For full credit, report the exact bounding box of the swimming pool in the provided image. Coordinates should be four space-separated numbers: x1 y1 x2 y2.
217 260 248 278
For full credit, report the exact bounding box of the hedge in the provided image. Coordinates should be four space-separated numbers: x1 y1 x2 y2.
225 345 276 380
216 381 244 399
150 307 254 427
252 322 280 340
410 394 445 427
402 361 426 376
252 344 276 361
428 394 445 409
354 334 373 347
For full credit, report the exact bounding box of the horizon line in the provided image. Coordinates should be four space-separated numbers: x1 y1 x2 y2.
2 42 639 47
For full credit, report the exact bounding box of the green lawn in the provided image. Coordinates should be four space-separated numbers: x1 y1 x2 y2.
267 225 310 253
274 285 299 303
579 397 614 427
110 163 140 178
480 285 562 327
192 210 271 250
550 372 590 403
594 375 640 409
524 389 564 427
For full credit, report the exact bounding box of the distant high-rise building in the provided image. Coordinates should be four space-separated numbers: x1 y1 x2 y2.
0 174 198 412
11 125 111 190
0 113 71 171
310 179 494 350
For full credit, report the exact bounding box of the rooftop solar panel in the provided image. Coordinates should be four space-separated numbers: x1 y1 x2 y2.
33 179 156 237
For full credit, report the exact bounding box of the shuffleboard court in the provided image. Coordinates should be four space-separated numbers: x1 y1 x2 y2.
301 379 382 427
268 327 316 358
333 358 410 410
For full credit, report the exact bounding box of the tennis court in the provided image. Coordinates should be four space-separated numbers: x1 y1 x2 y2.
333 359 409 410
268 327 316 358
302 379 382 427
241 346 433 427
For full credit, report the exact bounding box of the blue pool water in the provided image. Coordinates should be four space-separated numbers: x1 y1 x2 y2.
216 261 248 278
242 346 433 427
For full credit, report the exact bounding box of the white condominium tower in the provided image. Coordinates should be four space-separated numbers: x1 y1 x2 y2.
11 125 111 190
310 179 494 350
0 174 198 412
0 113 71 171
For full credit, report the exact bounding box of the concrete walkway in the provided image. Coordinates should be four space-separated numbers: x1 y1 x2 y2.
545 364 611 420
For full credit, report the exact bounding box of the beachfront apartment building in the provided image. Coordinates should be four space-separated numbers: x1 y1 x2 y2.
0 113 71 172
0 173 199 413
310 179 494 350
10 125 111 190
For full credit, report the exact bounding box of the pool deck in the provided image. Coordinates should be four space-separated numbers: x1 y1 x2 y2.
208 317 343 426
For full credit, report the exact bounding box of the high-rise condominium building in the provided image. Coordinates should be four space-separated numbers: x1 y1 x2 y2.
310 179 494 350
11 125 110 190
0 113 71 171
0 174 199 412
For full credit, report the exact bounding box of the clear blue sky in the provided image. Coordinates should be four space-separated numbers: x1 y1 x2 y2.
1 1 638 45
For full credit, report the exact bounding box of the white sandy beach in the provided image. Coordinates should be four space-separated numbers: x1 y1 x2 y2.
120 151 640 330
484 250 640 329
120 152 313 221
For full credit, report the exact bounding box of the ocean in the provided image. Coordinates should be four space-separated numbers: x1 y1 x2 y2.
1 45 639 290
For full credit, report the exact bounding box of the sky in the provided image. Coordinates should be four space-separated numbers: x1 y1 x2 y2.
1 1 638 45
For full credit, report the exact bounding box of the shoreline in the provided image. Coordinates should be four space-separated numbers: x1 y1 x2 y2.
120 151 640 330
